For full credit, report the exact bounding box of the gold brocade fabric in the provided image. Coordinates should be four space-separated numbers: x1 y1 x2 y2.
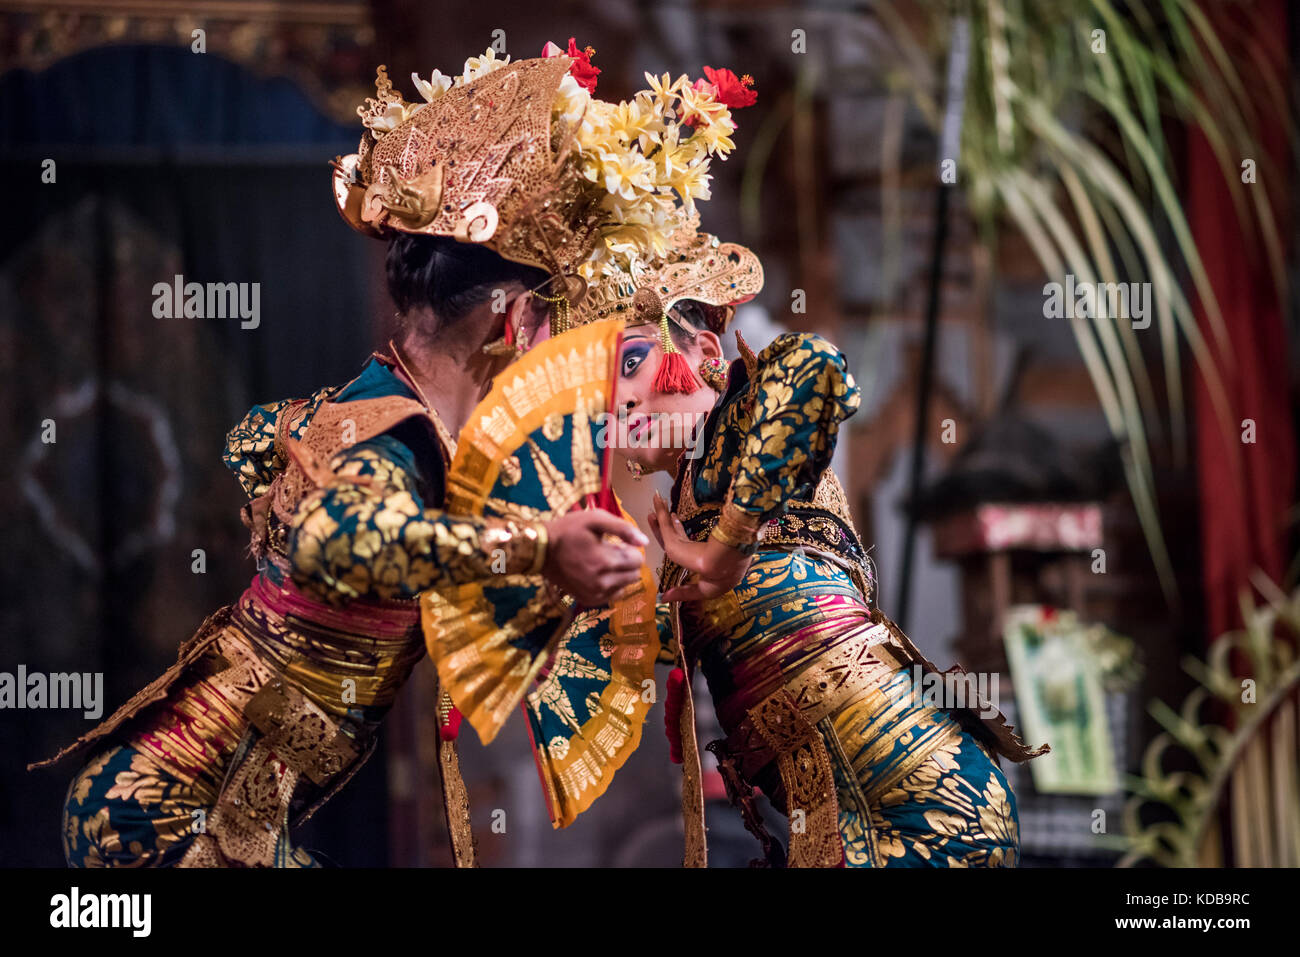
684 562 1023 867
828 674 1022 867
232 577 426 719
124 576 425 793
125 633 260 801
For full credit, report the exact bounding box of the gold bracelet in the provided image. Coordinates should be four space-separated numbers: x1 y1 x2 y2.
529 521 549 576
710 502 763 551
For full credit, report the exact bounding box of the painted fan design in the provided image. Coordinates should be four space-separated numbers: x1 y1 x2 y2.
422 320 660 827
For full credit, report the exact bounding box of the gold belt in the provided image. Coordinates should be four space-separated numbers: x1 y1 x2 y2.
722 622 899 779
715 622 900 868
232 583 425 717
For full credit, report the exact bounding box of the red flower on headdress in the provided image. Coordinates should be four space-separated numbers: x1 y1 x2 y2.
700 66 757 109
542 37 601 93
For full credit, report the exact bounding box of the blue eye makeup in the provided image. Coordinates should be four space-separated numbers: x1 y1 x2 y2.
621 340 654 378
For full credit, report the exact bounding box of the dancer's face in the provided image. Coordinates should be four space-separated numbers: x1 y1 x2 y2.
614 301 724 476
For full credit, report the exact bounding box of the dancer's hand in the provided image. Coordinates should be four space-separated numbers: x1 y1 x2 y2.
543 510 647 607
650 492 752 602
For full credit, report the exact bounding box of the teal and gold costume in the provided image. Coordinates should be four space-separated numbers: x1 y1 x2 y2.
52 353 544 867
662 331 1048 867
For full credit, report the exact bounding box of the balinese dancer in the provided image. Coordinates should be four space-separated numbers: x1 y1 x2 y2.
34 41 685 868
420 67 764 832
614 292 1049 867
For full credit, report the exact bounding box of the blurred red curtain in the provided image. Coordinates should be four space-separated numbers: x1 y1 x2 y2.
1189 0 1295 641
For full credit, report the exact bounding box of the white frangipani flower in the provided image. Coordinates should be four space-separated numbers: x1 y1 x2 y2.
460 48 511 85
599 150 656 200
549 63 741 276
554 73 592 126
369 100 420 133
411 70 453 103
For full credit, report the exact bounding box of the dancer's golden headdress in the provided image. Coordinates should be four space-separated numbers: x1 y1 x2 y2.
572 212 764 392
571 211 764 328
332 41 757 307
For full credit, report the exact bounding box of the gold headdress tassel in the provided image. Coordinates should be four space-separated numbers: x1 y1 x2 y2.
652 311 701 395
532 290 572 337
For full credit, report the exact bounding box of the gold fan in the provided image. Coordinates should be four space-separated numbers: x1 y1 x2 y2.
422 320 660 826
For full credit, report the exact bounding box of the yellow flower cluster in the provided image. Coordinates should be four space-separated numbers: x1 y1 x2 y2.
361 48 740 279
555 71 741 281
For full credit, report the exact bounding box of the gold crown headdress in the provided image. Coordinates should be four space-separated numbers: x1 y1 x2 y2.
572 212 764 393
333 44 756 320
572 212 763 324
332 53 601 294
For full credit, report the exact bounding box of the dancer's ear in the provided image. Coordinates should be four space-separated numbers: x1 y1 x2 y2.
693 329 722 361
508 285 550 347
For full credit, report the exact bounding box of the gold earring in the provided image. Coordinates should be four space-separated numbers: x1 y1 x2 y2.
482 314 526 359
625 459 644 481
698 356 728 391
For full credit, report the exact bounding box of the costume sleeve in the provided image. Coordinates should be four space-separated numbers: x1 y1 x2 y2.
223 388 334 500
716 334 860 545
288 433 547 603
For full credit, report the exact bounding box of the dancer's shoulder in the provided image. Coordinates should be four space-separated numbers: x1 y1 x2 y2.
223 386 335 499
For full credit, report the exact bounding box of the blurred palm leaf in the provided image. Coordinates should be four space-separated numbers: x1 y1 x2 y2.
871 0 1289 604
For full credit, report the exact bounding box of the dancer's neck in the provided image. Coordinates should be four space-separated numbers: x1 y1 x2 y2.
395 318 504 435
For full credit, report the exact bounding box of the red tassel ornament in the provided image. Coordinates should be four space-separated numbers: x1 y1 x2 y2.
651 312 701 395
665 667 686 763
438 695 464 741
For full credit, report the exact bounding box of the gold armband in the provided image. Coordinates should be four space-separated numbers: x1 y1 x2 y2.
709 502 764 553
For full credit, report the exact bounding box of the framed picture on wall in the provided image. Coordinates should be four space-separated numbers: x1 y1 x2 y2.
1003 605 1119 795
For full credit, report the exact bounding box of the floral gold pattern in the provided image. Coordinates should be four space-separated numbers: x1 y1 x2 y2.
652 330 1038 866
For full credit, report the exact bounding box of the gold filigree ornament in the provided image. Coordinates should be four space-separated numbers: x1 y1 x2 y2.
333 57 600 279
332 48 752 303
570 212 764 328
